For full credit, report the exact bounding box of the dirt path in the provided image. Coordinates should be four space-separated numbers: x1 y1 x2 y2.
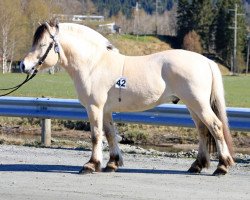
0 145 249 200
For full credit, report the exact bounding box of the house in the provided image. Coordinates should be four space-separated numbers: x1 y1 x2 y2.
98 22 121 34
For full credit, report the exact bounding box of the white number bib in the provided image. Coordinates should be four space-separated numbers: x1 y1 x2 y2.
115 77 127 89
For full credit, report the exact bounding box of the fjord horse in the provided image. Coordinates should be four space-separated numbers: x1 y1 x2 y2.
21 21 234 175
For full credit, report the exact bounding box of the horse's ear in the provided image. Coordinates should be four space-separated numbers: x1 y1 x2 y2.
44 22 51 31
49 17 59 27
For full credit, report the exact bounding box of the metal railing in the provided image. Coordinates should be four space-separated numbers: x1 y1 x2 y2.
0 97 249 145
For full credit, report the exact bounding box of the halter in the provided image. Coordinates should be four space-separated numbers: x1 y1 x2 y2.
0 22 60 97
38 22 60 66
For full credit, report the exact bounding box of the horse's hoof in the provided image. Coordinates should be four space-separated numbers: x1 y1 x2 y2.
213 166 228 176
187 166 201 174
79 162 101 174
103 162 118 172
103 166 117 173
78 167 95 174
187 160 202 174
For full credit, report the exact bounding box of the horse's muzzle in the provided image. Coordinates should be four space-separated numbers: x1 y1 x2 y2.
19 61 37 75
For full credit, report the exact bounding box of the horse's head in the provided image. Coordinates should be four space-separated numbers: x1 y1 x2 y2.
20 20 60 74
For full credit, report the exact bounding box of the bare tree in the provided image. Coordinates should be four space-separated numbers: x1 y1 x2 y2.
183 31 203 54
0 0 23 73
53 0 83 15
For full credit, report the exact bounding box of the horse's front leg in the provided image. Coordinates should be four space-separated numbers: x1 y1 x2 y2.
103 112 123 172
79 105 104 174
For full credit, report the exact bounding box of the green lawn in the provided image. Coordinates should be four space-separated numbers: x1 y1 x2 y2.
223 75 250 108
0 72 76 99
0 73 249 108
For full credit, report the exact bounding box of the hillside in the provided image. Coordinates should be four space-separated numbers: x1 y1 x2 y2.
106 35 172 56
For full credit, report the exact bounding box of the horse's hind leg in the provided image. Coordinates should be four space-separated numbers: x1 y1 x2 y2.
190 105 234 175
103 113 123 172
79 105 104 174
187 110 210 173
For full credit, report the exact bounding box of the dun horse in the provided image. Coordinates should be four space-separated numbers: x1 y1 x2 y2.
21 21 234 175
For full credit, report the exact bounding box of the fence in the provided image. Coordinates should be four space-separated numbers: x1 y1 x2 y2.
0 97 249 146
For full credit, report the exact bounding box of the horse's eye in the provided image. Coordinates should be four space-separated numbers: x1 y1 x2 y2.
40 43 47 48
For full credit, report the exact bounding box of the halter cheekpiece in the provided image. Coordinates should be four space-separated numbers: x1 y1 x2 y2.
38 22 60 66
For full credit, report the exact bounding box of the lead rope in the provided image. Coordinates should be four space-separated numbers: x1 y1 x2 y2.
0 41 53 97
0 41 52 97
0 23 60 97
0 70 37 97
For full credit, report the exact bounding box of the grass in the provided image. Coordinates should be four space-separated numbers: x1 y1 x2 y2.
0 72 76 99
0 73 249 107
223 75 250 108
106 34 171 56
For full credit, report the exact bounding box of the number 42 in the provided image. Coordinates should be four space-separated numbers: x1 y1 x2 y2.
115 77 127 89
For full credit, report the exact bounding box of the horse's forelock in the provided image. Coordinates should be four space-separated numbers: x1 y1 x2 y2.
32 24 47 46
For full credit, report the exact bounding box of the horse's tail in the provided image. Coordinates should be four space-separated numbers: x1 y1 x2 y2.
207 60 234 157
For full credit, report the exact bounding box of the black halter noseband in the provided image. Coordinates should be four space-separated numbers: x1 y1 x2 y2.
0 23 60 97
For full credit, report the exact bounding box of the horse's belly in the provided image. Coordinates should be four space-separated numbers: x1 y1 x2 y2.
105 84 172 112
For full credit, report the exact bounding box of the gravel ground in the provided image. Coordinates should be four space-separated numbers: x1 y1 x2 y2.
0 144 249 200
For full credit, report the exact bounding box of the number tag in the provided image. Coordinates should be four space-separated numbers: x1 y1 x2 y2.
115 77 127 89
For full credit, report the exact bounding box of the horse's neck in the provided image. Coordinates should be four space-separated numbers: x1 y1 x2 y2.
58 29 106 76
58 33 122 84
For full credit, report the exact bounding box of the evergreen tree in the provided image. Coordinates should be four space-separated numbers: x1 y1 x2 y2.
92 0 176 16
176 0 193 44
215 0 247 70
141 0 155 15
121 0 136 18
215 0 234 66
166 0 174 11
191 0 215 52
177 0 215 53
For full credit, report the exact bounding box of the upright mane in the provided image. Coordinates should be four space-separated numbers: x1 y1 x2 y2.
32 22 118 52
59 23 118 52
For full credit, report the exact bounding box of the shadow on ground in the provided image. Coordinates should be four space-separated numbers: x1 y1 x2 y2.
0 164 211 176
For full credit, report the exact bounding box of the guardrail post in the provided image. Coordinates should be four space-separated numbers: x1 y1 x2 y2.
41 118 51 146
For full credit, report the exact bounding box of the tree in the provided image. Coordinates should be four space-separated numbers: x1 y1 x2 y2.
215 0 247 70
177 0 215 52
53 0 83 15
183 31 203 54
0 0 25 73
82 0 97 15
25 0 53 34
191 0 215 52
176 0 193 44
